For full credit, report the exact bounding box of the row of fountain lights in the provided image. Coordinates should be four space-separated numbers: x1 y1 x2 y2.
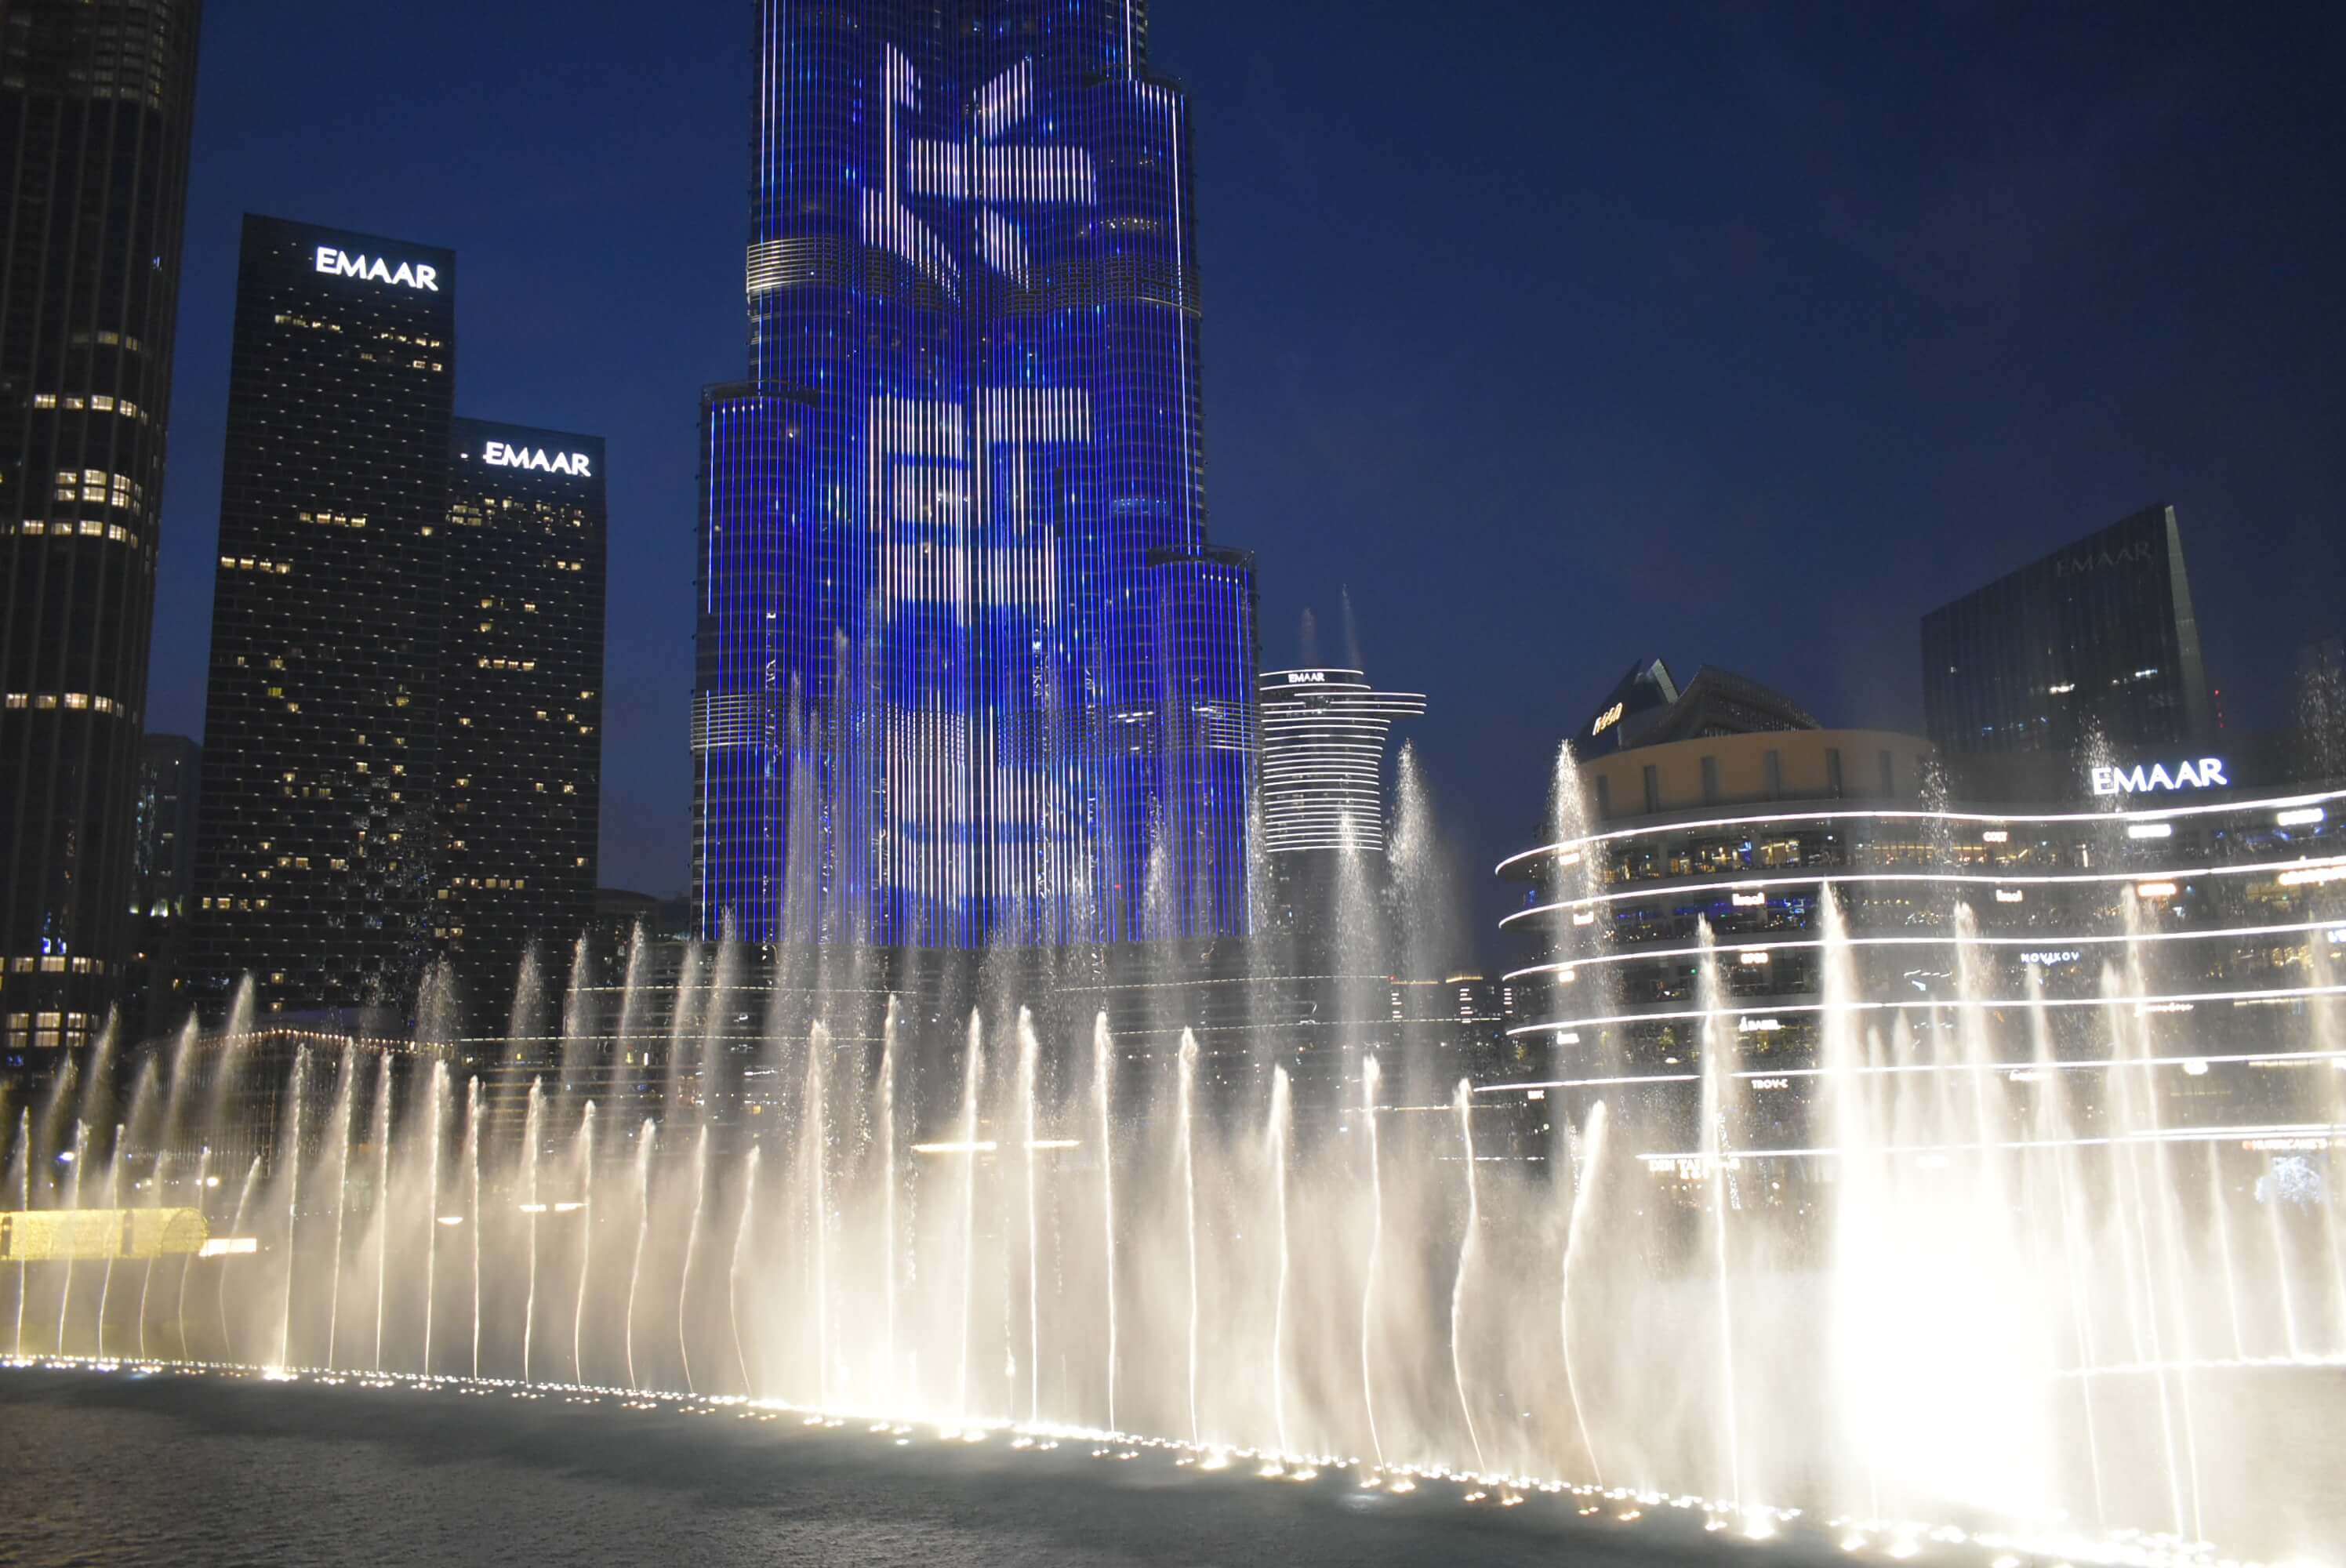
0 1354 2304 1568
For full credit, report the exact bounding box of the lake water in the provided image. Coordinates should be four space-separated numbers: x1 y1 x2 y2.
0 1368 1694 1567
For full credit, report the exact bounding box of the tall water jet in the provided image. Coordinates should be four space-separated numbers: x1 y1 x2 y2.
1267 1065 1292 1457
278 1050 309 1368
955 1015 985 1417
521 1078 544 1383
172 1145 210 1362
1448 1076 1486 1475
93 1119 125 1359
325 1046 357 1367
1359 1054 1385 1468
1695 927 1743 1508
677 1122 710 1394
1178 1030 1200 1443
372 1054 391 1373
729 1144 761 1396
422 1062 447 1377
624 1118 653 1391
572 1101 597 1383
135 1150 172 1362
803 1023 831 1406
10 1107 27 1358
53 1120 85 1355
466 1076 483 1379
220 1156 261 1362
1018 1009 1041 1422
878 1004 899 1398
1093 1012 1117 1431
1559 1101 1607 1486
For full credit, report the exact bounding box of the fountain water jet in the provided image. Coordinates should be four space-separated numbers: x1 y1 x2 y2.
1448 1076 1486 1475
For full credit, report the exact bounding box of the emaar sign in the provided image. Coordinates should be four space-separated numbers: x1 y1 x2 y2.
314 245 439 292
484 441 590 477
2090 757 2228 796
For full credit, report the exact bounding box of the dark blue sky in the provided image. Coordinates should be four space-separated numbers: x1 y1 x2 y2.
147 2 2346 939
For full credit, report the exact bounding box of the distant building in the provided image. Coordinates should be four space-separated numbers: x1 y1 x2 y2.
1575 660 1821 760
1922 504 2213 798
0 0 203 1069
435 419 606 1016
126 734 201 1031
1256 667 1425 935
188 217 605 1026
189 216 459 1021
694 2 1260 950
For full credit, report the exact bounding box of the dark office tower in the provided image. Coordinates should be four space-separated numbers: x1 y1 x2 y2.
438 420 605 1019
1922 506 2213 784
190 217 456 1021
695 0 1260 949
125 732 198 1029
0 1 202 1065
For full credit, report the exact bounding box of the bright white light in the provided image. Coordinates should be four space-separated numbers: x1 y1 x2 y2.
1995 887 2024 903
1730 891 1765 907
198 1237 257 1258
2135 880 2178 898
1738 1017 1783 1033
2279 807 2326 826
1981 829 2010 843
436 1215 466 1227
2183 1058 2210 1076
2127 822 2173 840
1738 950 1770 967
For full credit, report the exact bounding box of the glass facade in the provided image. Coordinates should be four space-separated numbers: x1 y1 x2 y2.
695 0 1258 949
438 420 606 1022
0 0 202 1066
190 217 457 1020
1922 504 2212 764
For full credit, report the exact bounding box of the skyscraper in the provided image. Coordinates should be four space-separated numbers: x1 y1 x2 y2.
438 420 605 1018
695 0 1258 950
1922 504 2213 795
190 217 456 1020
0 0 202 1065
1255 667 1425 937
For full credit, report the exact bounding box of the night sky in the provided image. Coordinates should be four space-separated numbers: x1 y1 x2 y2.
145 2 2346 949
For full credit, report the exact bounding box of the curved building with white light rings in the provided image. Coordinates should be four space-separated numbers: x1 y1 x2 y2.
1258 669 1426 857
1490 726 2346 1144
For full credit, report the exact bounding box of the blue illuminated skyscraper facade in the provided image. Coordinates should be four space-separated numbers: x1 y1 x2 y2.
697 0 1257 949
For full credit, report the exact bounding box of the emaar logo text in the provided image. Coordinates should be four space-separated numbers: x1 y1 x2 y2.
2090 757 2228 796
314 246 438 292
484 441 590 477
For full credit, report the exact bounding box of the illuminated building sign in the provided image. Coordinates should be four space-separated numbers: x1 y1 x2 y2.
483 441 590 477
1284 670 1325 685
2019 949 2082 967
2054 538 2154 578
1591 701 1624 736
313 246 439 292
2090 757 2228 796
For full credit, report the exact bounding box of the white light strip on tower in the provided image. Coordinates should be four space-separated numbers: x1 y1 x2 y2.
1494 786 2346 875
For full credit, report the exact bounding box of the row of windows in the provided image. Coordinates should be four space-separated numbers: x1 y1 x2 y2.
3 691 124 713
9 518 140 544
30 391 146 419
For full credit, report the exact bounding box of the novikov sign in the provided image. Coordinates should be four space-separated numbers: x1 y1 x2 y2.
313 246 439 292
2090 757 2228 796
484 441 591 477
